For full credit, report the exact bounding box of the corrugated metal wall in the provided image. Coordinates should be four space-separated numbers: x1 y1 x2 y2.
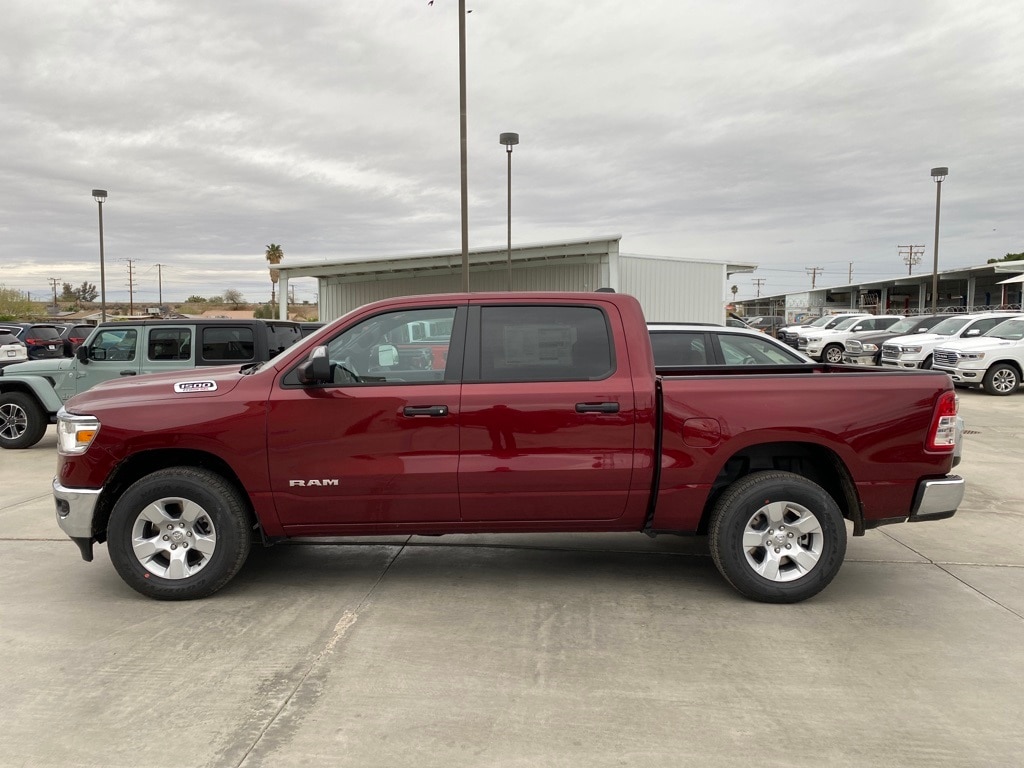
619 256 727 323
320 260 607 319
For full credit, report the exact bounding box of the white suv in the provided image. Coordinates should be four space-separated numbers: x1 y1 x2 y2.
801 315 903 363
0 328 28 368
932 316 1024 395
880 313 1023 369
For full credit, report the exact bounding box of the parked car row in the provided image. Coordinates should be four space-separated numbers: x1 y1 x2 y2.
0 322 95 362
833 310 1024 396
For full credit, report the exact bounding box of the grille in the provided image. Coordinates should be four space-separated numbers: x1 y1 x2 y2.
797 338 808 348
932 349 959 367
881 344 899 360
847 340 863 353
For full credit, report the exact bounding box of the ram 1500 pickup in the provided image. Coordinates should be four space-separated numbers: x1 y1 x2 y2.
53 292 965 603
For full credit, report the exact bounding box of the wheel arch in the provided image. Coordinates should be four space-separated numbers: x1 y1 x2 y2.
698 441 862 535
92 449 259 544
0 380 56 413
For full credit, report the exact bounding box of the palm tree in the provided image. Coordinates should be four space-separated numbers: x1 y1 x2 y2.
265 243 284 303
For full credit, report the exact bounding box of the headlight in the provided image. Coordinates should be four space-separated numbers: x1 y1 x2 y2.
861 343 878 351
959 352 986 360
900 345 923 354
56 408 101 455
806 336 820 343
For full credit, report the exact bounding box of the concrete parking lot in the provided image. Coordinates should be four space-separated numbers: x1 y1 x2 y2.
1 389 1022 767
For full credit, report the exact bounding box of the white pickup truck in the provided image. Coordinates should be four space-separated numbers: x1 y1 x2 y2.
880 312 1022 370
801 315 903 363
932 316 1024 395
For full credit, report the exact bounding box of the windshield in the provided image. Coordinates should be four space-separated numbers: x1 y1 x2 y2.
823 315 855 329
807 316 832 328
929 316 972 335
832 316 864 331
884 318 920 334
983 318 1024 340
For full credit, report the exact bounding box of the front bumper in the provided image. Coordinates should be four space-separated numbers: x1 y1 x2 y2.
842 353 879 366
53 478 101 561
909 475 965 522
934 365 983 384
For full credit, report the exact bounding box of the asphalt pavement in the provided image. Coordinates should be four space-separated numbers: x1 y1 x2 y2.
1 388 1022 767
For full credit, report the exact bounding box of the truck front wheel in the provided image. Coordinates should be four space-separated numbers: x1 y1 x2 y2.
709 471 847 603
982 363 1020 396
0 392 48 449
107 468 252 600
822 344 844 364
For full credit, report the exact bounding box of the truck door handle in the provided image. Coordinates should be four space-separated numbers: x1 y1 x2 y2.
403 405 449 417
575 402 619 414
120 370 137 376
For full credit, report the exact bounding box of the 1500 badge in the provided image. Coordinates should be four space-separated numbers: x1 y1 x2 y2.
174 381 218 393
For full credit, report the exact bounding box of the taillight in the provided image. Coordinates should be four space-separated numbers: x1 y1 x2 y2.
927 390 958 452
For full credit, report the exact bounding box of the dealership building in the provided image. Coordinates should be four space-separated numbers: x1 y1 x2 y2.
275 235 755 325
732 262 1024 322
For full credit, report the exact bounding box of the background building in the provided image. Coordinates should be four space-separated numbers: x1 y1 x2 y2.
276 235 754 325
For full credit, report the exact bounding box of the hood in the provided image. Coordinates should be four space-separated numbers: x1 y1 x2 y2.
935 337 1019 353
65 364 247 412
884 332 951 346
1 357 77 377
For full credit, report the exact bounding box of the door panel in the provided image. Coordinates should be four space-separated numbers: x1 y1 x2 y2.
458 303 636 522
267 304 464 529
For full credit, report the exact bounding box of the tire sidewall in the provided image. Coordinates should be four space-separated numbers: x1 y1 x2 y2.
710 472 847 603
0 392 47 449
983 364 1018 396
823 345 843 364
108 468 250 600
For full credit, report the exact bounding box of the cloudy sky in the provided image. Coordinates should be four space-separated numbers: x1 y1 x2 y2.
3 0 1022 306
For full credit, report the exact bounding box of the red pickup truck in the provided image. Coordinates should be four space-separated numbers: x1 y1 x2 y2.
53 292 964 603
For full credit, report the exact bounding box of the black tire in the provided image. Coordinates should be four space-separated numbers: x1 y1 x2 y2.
709 471 847 603
0 392 48 449
107 467 252 600
982 363 1020 396
921 355 933 370
822 344 844 364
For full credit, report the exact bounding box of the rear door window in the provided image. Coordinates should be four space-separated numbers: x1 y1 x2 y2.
478 305 613 382
201 327 255 362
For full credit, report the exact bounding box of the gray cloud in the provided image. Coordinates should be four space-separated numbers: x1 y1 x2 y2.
2 0 1022 305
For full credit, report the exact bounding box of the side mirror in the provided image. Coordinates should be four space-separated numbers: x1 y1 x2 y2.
76 346 90 364
296 346 331 384
965 329 981 337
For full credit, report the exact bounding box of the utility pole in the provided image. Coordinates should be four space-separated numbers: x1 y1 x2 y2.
898 245 924 276
124 259 136 315
806 267 823 289
49 277 60 307
752 278 765 297
848 262 853 283
154 263 164 306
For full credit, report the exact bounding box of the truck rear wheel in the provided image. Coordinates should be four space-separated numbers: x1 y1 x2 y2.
983 363 1019 396
709 471 847 603
0 392 48 449
107 467 252 600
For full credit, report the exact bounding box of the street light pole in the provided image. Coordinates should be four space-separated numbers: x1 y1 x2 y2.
458 0 469 292
92 189 108 321
930 167 948 314
500 132 519 291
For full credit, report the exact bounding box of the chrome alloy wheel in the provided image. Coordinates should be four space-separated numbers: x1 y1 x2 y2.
990 367 1018 394
131 497 218 579
742 501 823 582
0 401 28 441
